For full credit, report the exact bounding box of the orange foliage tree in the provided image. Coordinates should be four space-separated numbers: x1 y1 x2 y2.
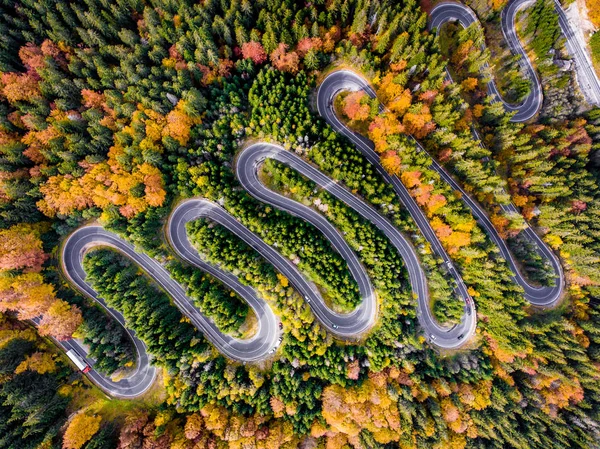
270 43 300 74
426 193 447 216
342 91 371 122
403 105 435 139
320 370 402 445
461 77 478 92
381 151 402 175
15 351 57 374
377 73 412 115
241 41 267 64
1 71 41 103
452 40 474 69
368 113 403 153
163 100 202 146
0 272 56 319
38 105 168 219
0 224 48 272
38 299 82 341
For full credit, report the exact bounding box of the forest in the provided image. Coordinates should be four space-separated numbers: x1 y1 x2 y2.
1 0 600 448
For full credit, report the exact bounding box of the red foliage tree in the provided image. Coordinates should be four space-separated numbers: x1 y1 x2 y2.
241 42 267 64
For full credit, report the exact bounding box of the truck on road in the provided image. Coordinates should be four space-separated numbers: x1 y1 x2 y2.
66 349 91 373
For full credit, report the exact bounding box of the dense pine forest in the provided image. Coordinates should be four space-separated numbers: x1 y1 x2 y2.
1 0 600 448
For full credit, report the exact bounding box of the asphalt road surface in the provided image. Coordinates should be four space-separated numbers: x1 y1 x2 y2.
58 229 157 398
430 0 600 113
31 316 155 398
61 223 280 396
318 71 478 347
553 0 600 106
238 143 476 348
172 197 377 337
429 0 542 122
428 3 565 303
319 69 563 307
57 0 586 393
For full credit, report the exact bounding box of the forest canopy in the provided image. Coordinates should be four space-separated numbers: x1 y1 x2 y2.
0 0 600 448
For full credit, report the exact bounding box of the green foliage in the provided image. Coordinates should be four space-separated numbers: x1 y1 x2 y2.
1 0 600 447
507 231 556 286
0 320 71 449
169 261 249 335
525 0 561 59
591 31 600 66
83 249 209 373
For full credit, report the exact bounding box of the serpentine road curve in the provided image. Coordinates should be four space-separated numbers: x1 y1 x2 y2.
237 143 476 348
428 3 565 303
430 0 600 116
319 69 563 306
171 198 377 337
429 0 542 122
61 223 280 396
31 315 155 398
54 0 582 397
59 228 156 398
318 72 477 347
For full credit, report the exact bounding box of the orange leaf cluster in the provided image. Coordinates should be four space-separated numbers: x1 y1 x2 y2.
241 41 267 64
323 26 341 53
403 105 435 139
490 212 510 239
38 299 83 341
401 170 422 188
368 113 403 153
38 159 166 219
452 40 474 68
1 71 41 103
270 43 300 74
63 413 102 449
342 91 370 122
296 37 323 57
431 217 472 253
461 77 478 92
381 151 402 175
321 370 401 445
426 193 447 215
15 351 57 375
0 272 82 341
163 100 201 146
37 105 170 218
0 224 48 272
377 73 412 115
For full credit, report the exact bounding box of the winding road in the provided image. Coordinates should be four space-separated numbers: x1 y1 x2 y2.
58 228 156 398
427 2 565 303
553 0 600 106
238 143 476 347
318 71 477 347
55 0 592 396
31 315 155 398
430 0 600 117
429 0 542 122
171 197 376 337
318 67 563 307
61 223 280 396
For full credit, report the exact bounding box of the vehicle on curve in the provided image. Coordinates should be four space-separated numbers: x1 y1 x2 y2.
66 349 91 374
